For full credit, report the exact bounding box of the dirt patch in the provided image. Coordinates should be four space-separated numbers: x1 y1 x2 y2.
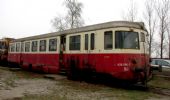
0 79 56 100
0 68 56 100
0 67 16 90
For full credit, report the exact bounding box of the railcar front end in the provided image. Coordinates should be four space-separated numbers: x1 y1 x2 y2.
105 31 151 84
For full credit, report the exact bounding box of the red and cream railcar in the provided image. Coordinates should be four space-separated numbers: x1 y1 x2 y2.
8 36 60 73
8 21 151 84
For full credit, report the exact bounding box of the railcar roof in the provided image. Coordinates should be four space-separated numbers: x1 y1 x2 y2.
13 21 147 42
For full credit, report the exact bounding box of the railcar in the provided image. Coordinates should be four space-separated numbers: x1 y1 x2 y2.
8 21 152 85
0 38 14 65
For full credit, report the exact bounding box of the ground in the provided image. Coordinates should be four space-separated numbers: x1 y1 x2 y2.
0 66 170 100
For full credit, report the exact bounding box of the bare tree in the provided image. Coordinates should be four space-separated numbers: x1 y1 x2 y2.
154 0 170 58
166 21 170 58
51 0 84 31
143 0 157 57
65 0 84 28
152 42 161 58
51 16 68 32
123 0 138 22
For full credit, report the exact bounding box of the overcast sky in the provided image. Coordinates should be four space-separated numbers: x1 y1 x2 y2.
0 0 146 39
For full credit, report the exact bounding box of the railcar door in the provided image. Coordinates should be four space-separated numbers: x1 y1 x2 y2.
59 35 66 69
84 34 89 67
20 42 24 65
84 33 95 69
16 42 22 66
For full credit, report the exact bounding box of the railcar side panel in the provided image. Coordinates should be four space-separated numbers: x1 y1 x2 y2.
64 53 149 81
21 53 59 73
8 53 21 64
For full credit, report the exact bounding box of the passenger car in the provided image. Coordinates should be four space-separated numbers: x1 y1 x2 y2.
8 21 151 86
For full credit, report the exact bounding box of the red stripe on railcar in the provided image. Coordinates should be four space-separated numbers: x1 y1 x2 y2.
8 52 150 81
8 53 60 73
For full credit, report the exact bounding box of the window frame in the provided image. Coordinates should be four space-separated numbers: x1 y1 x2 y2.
10 44 15 52
49 38 57 51
21 42 24 52
31 41 38 52
141 32 145 42
90 33 95 50
104 31 113 50
25 42 30 52
16 43 20 52
39 40 46 52
69 35 81 50
115 31 140 49
85 34 88 50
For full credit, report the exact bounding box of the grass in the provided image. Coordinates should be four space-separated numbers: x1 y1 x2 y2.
148 76 170 89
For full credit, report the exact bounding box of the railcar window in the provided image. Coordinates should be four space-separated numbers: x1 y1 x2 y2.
16 43 20 52
0 42 5 49
4 43 7 49
0 42 2 49
9 45 11 52
40 40 46 51
91 33 95 50
49 38 57 51
11 44 15 52
69 35 80 50
115 31 139 49
141 32 145 42
85 34 88 50
21 42 24 52
25 42 30 52
32 41 38 52
104 31 113 49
